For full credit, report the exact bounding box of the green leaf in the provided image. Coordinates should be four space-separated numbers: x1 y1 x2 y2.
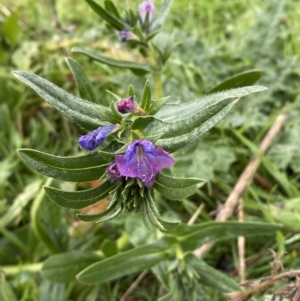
209 69 262 93
128 84 135 97
186 253 239 292
42 251 102 282
66 57 98 103
0 273 18 301
72 47 155 76
148 96 169 115
77 236 177 284
3 14 19 45
268 197 300 231
18 149 110 182
143 190 180 231
84 0 125 30
154 173 206 200
44 181 115 209
131 116 156 131
150 0 174 31
174 221 280 252
104 0 121 19
12 71 113 130
140 80 151 111
0 180 42 228
101 239 118 257
39 280 66 301
31 178 63 254
144 86 267 152
37 194 69 253
76 199 121 222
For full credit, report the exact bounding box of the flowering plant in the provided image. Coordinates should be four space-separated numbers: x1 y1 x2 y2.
15 69 266 231
10 0 280 299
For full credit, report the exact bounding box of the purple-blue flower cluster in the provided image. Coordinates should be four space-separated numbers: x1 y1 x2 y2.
79 126 174 187
79 92 174 188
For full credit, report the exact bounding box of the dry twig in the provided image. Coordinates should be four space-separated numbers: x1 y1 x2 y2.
238 199 245 283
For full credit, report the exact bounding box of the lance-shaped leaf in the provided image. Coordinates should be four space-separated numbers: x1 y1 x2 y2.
144 86 267 152
154 173 206 200
42 251 102 282
150 0 174 31
174 221 280 252
104 0 121 19
66 57 98 103
143 189 180 231
84 0 125 30
12 71 115 130
18 149 110 182
140 80 151 111
184 253 239 292
72 47 155 76
77 236 177 284
76 200 122 222
209 69 262 93
148 96 169 115
0 274 18 301
44 181 115 209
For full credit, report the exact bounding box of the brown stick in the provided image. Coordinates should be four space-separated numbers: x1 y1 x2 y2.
226 269 300 301
238 199 245 283
120 270 148 301
194 112 289 258
188 203 205 225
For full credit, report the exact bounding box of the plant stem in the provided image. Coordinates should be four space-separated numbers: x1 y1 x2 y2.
0 263 43 275
148 44 163 99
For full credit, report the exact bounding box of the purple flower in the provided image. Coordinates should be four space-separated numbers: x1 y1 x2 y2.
117 96 137 114
78 125 117 151
116 140 175 187
107 162 123 181
119 29 136 42
139 1 155 22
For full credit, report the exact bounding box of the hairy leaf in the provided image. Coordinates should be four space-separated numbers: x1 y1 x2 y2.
84 0 125 30
76 200 121 222
150 0 174 31
18 149 110 182
42 251 102 282
66 57 98 103
175 221 280 252
12 71 114 129
144 86 267 152
72 47 155 76
154 173 206 200
77 236 177 284
44 181 115 209
209 69 262 93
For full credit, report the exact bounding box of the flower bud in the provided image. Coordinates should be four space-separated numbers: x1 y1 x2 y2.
117 96 144 114
78 125 117 151
107 162 123 181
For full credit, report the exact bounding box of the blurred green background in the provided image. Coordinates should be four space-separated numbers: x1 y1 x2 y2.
1 0 300 300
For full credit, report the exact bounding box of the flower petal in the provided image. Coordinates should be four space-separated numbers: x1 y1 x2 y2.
139 1 155 22
78 125 117 151
116 140 175 187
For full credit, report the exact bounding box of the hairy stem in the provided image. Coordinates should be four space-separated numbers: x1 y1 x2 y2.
148 44 163 99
